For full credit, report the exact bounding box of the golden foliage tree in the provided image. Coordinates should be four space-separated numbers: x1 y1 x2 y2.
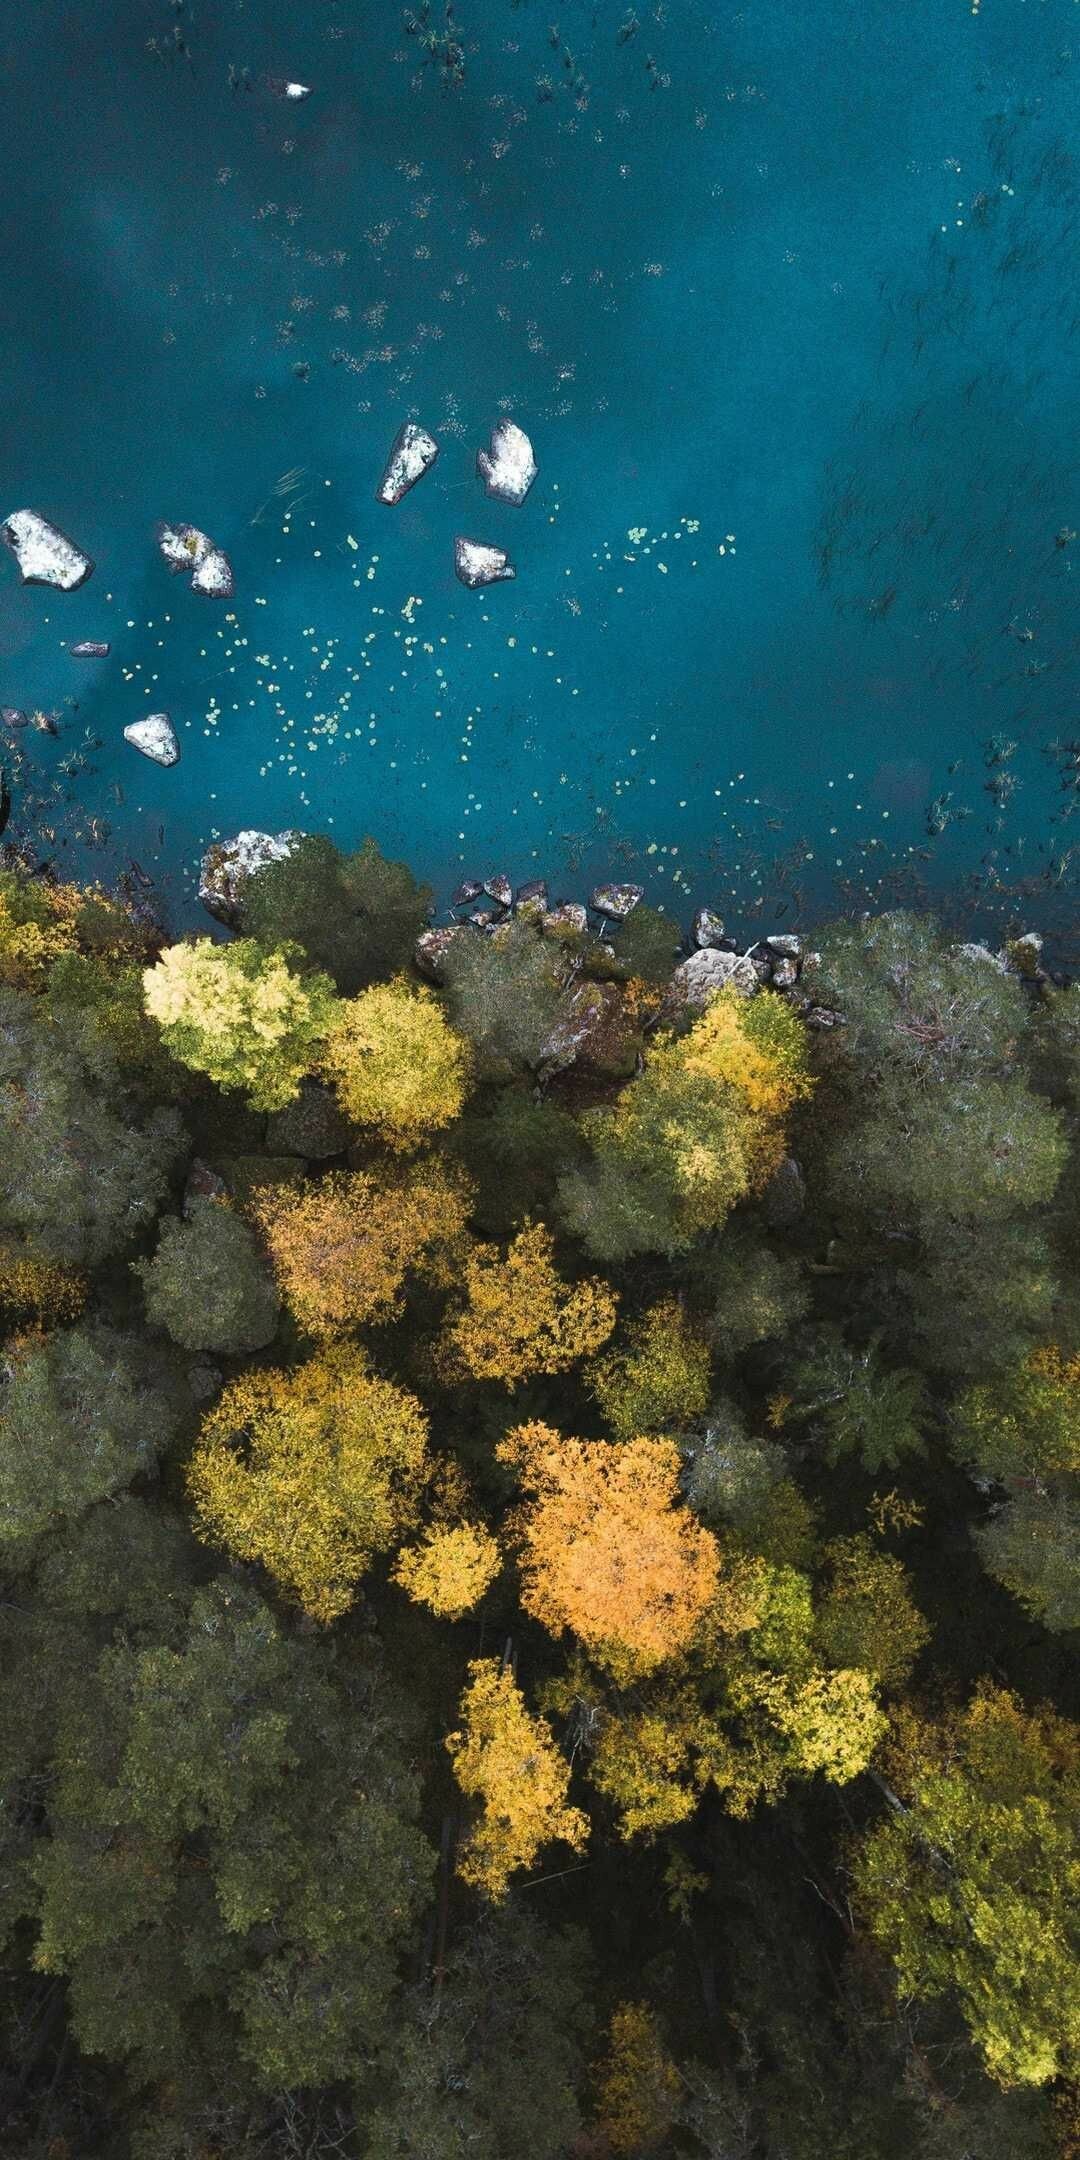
393 1519 501 1619
446 1658 588 1899
595 2002 681 2156
587 1298 712 1441
0 1240 85 1325
498 1423 720 1679
322 976 471 1149
441 1222 616 1386
143 938 337 1110
250 1159 472 1337
187 1346 430 1621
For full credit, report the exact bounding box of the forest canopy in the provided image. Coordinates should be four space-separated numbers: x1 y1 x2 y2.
1 843 1078 2160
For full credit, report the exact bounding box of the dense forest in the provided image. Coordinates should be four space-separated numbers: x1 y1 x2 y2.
1 833 1077 2160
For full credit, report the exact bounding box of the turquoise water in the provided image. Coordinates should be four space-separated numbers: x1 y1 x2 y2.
3 0 1079 943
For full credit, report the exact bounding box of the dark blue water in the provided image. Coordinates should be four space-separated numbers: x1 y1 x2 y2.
3 0 1079 941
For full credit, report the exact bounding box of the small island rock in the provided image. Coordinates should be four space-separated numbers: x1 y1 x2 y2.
124 713 180 767
454 537 515 588
477 420 538 505
157 522 235 599
377 423 439 506
1 511 93 590
69 640 110 659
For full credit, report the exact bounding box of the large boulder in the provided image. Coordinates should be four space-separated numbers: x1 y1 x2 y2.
454 538 515 589
414 924 466 983
377 422 439 505
1 511 93 590
476 420 537 505
156 522 234 599
198 828 303 928
590 882 644 922
692 907 725 949
661 947 759 1018
124 713 179 767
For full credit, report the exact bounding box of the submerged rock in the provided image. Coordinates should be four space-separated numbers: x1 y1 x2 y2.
124 713 180 767
377 422 439 506
590 882 644 921
69 640 110 659
156 522 234 599
662 947 759 1017
451 878 484 907
454 537 515 589
0 708 26 730
1 511 93 590
477 420 538 505
198 828 303 928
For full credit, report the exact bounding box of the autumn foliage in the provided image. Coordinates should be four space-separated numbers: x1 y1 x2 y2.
187 1346 430 1620
446 1658 588 1899
499 1423 720 1678
441 1221 616 1385
322 975 471 1148
250 1158 472 1336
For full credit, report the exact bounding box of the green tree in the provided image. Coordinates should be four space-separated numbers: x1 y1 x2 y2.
854 1687 1080 2087
242 832 433 992
0 1326 188 1546
587 1298 712 1441
0 991 183 1267
443 917 568 1073
135 1196 280 1353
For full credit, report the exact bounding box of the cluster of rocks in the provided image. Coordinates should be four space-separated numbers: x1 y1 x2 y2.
377 416 536 588
156 521 234 599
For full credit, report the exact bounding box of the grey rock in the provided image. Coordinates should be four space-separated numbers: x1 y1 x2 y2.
454 537 515 588
590 881 644 921
415 924 464 982
539 980 637 1077
692 907 725 949
541 901 589 937
766 933 802 958
803 1004 845 1030
771 956 799 989
955 941 1008 973
124 713 180 767
662 947 759 1016
1 510 93 590
515 877 549 912
377 421 439 506
761 1154 806 1230
198 827 303 928
69 640 110 658
483 872 513 909
0 708 26 729
476 420 537 505
451 878 484 906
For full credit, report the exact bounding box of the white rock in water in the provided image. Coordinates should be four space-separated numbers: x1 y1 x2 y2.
198 828 304 928
156 522 234 598
1 511 93 590
124 713 180 767
454 537 515 588
477 421 537 505
191 547 234 598
377 423 439 506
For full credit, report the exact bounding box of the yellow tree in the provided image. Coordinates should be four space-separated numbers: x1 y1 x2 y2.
394 1520 501 1620
250 1159 473 1337
441 1222 616 1386
322 976 471 1149
187 1346 430 1621
498 1423 720 1679
446 1658 588 1899
595 2003 680 2156
143 938 337 1110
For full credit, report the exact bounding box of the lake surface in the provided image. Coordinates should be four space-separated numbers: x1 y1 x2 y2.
3 0 1079 947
